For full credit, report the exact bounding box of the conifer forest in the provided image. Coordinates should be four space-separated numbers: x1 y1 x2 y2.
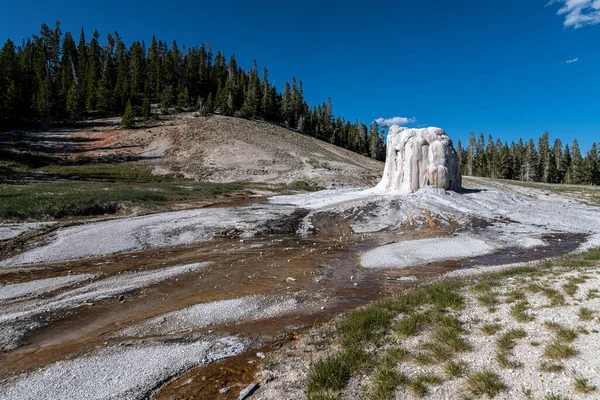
0 21 598 184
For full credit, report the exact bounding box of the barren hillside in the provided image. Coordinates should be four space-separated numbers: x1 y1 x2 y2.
68 114 383 187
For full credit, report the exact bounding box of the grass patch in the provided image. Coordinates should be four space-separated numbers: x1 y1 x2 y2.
476 291 500 311
544 322 577 342
562 282 578 297
504 289 526 304
465 369 506 398
511 300 535 322
586 289 600 300
544 393 570 400
0 180 249 221
544 341 578 360
578 307 595 321
444 360 469 379
415 314 470 364
539 360 565 373
583 248 600 261
339 308 394 346
480 322 502 336
496 328 526 368
369 361 409 400
408 374 442 398
541 287 566 306
573 374 597 394
307 348 369 396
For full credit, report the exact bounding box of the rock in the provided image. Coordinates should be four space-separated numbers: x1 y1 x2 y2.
219 387 231 393
238 383 258 399
256 352 266 359
376 126 461 193
285 277 296 282
397 276 418 282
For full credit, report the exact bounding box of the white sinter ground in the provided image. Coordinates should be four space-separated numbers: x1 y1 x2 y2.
0 336 246 400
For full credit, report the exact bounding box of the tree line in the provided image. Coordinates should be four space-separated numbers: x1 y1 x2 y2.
0 21 386 161
457 132 599 185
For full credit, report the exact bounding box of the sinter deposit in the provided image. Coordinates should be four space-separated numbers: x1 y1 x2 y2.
376 126 461 193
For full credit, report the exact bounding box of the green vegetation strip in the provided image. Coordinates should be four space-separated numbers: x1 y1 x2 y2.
305 247 600 399
0 180 248 221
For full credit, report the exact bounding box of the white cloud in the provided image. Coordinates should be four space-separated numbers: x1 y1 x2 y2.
374 116 416 126
547 0 600 29
564 57 580 63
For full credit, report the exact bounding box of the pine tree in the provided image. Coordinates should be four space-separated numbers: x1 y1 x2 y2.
586 142 600 185
551 139 563 183
538 131 551 182
523 139 538 182
66 83 82 120
466 132 476 176
498 143 512 179
561 144 572 183
570 139 584 184
206 92 214 114
121 100 134 128
141 97 151 119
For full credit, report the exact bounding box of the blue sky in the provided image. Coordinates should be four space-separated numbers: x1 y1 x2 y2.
1 0 599 151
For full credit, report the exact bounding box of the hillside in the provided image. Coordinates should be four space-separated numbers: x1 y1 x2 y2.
3 114 383 188
130 114 383 187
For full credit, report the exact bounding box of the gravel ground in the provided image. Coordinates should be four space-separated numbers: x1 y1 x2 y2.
0 336 247 400
0 223 53 241
421 269 600 399
118 294 313 337
0 262 208 350
0 204 298 267
0 274 96 301
258 262 600 399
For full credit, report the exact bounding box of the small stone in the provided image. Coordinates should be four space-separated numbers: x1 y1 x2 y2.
238 383 258 400
285 277 296 282
256 352 266 359
219 387 230 393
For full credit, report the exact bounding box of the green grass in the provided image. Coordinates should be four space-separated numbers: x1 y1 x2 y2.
539 360 565 373
578 307 595 321
544 341 578 360
586 289 600 300
510 300 535 322
544 322 578 342
562 282 578 297
0 180 249 221
408 374 443 398
573 374 597 394
339 307 394 346
369 363 408 400
307 349 369 396
480 322 502 336
583 248 600 261
444 360 469 379
465 369 506 398
544 393 570 400
476 291 500 311
541 287 566 306
341 280 463 347
495 328 526 368
504 289 526 303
